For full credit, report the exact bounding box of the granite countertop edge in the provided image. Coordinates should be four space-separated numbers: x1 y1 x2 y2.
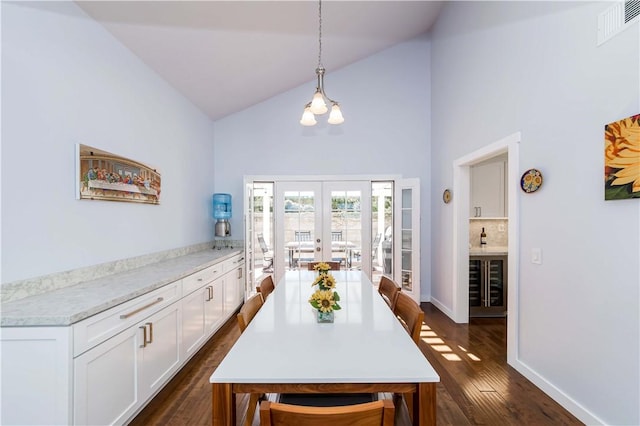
1 248 243 327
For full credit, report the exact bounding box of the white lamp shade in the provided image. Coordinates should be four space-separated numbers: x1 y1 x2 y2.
300 107 317 126
327 104 344 125
309 91 328 114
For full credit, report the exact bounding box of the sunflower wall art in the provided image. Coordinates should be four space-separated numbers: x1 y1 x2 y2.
604 114 640 200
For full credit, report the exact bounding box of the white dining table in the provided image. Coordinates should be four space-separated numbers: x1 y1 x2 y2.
209 270 440 425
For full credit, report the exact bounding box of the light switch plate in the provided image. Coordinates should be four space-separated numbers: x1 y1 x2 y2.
531 248 542 264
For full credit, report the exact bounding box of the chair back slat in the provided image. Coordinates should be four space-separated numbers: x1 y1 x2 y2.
394 292 424 345
237 293 264 333
257 275 275 300
378 276 400 311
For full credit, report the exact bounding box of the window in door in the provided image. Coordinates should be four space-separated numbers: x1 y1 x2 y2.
246 181 274 294
371 182 394 285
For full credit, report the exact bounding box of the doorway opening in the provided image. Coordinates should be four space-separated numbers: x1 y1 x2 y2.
452 132 520 364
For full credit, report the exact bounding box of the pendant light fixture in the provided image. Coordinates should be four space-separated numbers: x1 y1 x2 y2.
300 0 344 126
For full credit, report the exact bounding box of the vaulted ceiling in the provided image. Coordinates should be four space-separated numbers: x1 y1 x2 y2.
77 1 445 121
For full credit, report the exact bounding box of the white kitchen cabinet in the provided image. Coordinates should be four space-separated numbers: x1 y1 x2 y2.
181 277 224 361
205 279 225 333
1 250 245 426
181 254 242 362
74 322 140 425
470 160 506 217
223 265 243 314
0 326 72 426
74 300 181 425
138 302 181 399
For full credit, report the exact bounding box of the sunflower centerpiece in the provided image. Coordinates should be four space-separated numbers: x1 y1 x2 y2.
309 263 341 323
313 261 331 276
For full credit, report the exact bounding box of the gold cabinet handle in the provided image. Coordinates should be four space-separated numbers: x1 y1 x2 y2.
139 326 147 348
146 322 153 344
120 297 164 319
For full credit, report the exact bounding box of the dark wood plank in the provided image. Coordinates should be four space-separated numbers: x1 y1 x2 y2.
129 303 584 426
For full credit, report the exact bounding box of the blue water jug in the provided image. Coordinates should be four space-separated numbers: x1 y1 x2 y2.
212 193 232 220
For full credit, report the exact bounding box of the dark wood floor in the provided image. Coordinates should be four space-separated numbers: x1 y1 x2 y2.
129 303 583 425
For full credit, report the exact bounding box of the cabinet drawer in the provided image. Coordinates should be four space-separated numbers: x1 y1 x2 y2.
73 282 181 357
182 263 224 296
225 254 245 271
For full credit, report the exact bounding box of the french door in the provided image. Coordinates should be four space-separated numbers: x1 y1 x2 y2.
273 181 371 283
244 177 420 304
395 178 420 304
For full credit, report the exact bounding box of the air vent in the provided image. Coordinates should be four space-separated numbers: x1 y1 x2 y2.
626 0 640 22
598 0 640 45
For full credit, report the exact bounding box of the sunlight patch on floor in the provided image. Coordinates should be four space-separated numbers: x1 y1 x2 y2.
420 323 480 362
457 345 482 361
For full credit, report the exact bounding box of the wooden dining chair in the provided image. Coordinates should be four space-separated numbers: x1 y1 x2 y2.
378 276 401 311
393 291 425 421
236 293 264 333
236 293 266 426
257 274 275 300
393 292 424 345
307 261 341 271
259 399 395 426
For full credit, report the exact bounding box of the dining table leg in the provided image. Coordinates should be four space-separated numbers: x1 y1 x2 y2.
211 383 234 426
416 382 436 425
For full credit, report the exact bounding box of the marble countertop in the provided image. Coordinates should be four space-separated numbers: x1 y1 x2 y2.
1 248 242 327
469 246 508 256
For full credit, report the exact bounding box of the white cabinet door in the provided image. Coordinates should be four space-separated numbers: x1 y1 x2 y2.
471 161 505 217
74 303 180 426
205 280 225 334
138 303 181 401
74 325 140 426
222 266 243 314
181 286 207 361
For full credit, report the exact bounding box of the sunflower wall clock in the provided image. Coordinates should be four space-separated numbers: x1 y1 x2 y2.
442 189 452 204
520 169 543 193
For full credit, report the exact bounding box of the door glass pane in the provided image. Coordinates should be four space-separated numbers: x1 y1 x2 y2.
401 230 412 250
402 210 412 229
252 182 274 285
371 182 393 285
401 188 412 291
331 190 361 270
284 190 316 270
402 188 412 208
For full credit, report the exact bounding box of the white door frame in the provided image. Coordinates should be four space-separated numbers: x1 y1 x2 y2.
395 178 421 304
452 132 520 365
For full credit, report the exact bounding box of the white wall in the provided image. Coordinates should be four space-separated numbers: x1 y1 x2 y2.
431 2 639 424
1 2 216 284
213 35 433 299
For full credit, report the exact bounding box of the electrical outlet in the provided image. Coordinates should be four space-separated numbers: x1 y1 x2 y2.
498 223 505 232
531 248 542 264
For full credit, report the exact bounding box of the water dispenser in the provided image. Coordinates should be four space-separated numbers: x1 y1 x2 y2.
213 193 232 237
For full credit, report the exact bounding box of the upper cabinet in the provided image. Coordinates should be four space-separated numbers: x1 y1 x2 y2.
470 156 507 218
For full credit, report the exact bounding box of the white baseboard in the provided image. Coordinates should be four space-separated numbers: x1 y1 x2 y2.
427 296 455 319
425 298 607 424
511 358 604 425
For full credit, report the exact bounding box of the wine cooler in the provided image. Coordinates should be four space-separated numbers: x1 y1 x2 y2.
469 256 507 317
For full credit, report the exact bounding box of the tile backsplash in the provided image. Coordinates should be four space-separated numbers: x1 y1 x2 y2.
469 219 508 247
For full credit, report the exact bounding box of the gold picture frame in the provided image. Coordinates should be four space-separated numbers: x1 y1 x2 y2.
76 144 161 204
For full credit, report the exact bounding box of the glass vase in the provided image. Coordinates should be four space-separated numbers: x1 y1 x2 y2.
317 310 334 323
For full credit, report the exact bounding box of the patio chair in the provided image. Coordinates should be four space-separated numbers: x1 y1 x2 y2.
257 233 273 272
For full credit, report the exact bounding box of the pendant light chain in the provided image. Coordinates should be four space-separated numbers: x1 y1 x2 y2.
317 0 323 69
